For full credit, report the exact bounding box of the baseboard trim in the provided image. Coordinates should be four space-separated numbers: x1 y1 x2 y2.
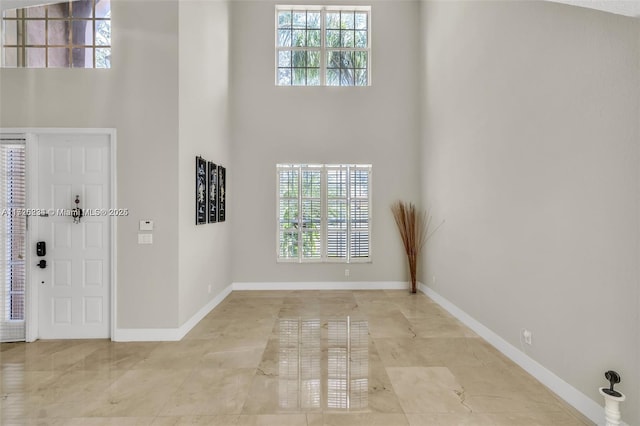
232 281 410 291
418 283 614 426
112 283 233 342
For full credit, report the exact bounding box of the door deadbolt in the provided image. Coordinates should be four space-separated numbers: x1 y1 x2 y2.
37 241 46 257
37 259 47 269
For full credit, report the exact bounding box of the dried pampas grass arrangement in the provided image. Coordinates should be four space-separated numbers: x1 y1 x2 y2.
391 201 429 294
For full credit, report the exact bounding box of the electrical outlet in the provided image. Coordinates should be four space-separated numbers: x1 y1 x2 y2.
432 275 436 284
522 329 532 345
208 284 212 294
345 269 350 277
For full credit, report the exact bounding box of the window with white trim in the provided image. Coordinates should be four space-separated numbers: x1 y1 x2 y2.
277 164 371 262
2 0 111 68
276 5 370 86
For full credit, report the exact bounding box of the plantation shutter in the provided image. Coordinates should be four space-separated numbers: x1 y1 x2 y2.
0 136 26 342
326 166 348 260
349 165 370 260
278 164 371 263
278 165 300 259
300 166 322 260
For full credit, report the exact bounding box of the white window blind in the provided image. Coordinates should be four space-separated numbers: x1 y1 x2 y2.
0 137 26 342
277 164 371 263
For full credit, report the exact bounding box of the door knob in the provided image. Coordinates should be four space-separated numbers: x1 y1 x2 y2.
37 259 47 269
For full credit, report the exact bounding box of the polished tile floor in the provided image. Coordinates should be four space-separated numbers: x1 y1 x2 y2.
1 290 592 425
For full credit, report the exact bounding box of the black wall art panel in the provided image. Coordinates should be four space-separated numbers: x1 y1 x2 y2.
195 156 207 225
196 155 226 225
208 161 218 223
218 165 226 222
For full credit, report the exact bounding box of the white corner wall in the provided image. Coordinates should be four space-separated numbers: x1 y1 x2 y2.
229 0 422 284
178 0 232 325
420 1 639 424
0 0 181 329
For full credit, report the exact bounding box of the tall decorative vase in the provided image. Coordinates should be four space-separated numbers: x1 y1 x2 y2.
408 248 418 293
391 201 426 295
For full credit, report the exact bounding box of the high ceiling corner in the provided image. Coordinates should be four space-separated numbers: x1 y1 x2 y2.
546 0 640 18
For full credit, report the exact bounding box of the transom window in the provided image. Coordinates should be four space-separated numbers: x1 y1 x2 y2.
1 0 111 68
276 5 370 86
277 164 371 263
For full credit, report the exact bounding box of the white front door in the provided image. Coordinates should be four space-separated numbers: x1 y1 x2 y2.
35 134 110 339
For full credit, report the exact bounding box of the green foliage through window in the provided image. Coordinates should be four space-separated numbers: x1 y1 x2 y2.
276 6 370 86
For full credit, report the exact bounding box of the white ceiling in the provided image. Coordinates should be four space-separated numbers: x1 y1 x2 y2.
547 0 640 17
1 0 640 17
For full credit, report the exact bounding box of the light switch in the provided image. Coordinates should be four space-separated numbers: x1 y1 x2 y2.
138 233 153 244
139 220 154 231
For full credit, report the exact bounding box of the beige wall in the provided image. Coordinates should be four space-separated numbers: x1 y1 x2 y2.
420 1 639 423
229 0 422 284
178 0 232 324
0 0 181 329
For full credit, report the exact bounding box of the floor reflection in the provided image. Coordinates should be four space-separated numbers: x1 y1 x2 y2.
1 363 25 422
278 317 369 411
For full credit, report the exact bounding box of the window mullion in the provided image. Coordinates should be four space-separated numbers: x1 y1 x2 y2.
320 8 326 86
92 0 96 68
45 7 48 67
19 10 25 67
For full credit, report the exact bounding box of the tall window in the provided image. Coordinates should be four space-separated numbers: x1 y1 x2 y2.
277 164 371 263
276 6 370 86
1 0 111 68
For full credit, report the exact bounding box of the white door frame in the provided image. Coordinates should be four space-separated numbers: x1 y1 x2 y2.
0 128 117 342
